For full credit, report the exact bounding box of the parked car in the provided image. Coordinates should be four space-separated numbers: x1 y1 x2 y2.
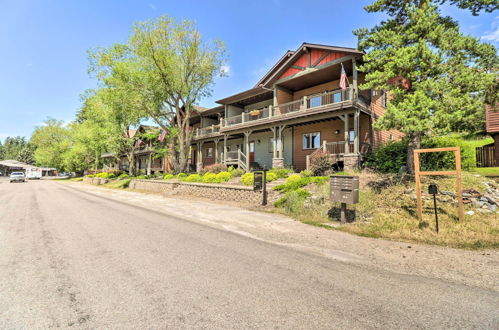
10 172 26 183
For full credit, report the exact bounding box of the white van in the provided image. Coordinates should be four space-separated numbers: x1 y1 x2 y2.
26 167 42 180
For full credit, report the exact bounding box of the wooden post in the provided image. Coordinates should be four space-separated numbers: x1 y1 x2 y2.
278 126 285 158
354 110 359 154
456 148 464 221
352 57 358 100
344 114 349 153
223 135 228 163
323 140 327 152
271 127 277 159
244 131 252 170
302 96 307 110
414 151 423 222
214 138 220 163
268 105 273 118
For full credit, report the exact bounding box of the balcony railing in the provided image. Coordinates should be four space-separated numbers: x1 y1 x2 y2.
195 124 221 138
222 87 354 128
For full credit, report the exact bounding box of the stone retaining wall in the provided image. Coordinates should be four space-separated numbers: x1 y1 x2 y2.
129 179 279 205
83 177 108 185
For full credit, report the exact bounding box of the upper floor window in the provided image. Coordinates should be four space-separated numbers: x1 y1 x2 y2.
309 95 322 108
303 132 321 149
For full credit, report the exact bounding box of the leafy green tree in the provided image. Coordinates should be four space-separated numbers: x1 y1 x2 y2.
355 0 498 172
30 119 71 169
0 136 35 163
89 15 226 173
77 88 146 175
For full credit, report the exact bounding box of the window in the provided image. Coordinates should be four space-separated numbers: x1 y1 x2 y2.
268 138 282 153
309 95 322 108
205 147 213 158
333 92 342 103
349 130 355 143
380 90 387 107
303 132 321 149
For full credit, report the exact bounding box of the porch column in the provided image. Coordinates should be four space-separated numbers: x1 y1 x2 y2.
146 152 152 175
354 109 360 154
214 138 220 163
271 125 285 169
223 134 228 164
244 131 252 170
344 114 350 153
352 57 358 100
196 142 204 173
278 125 285 159
271 127 277 159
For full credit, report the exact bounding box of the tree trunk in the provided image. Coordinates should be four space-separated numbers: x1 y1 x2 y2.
406 132 421 174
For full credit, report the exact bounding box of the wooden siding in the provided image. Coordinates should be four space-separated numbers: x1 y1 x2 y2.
486 104 499 133
292 117 370 171
279 51 347 80
370 91 404 147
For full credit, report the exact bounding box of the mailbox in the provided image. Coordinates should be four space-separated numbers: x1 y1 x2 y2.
330 176 359 204
253 171 263 192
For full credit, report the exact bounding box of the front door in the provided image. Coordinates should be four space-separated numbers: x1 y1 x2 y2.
249 141 255 162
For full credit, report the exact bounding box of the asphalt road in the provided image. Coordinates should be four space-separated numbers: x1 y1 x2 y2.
0 179 497 329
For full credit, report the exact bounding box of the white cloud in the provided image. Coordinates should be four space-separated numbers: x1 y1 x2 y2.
148 3 156 10
221 65 231 76
482 16 499 43
25 63 33 67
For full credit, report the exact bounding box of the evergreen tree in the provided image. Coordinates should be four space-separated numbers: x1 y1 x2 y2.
355 0 498 172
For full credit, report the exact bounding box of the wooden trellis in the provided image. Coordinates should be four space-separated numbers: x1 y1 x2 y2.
414 147 464 222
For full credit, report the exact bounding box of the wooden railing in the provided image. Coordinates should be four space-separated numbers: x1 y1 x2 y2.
222 87 354 128
196 124 221 138
223 150 248 171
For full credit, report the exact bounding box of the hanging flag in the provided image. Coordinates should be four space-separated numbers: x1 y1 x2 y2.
134 139 142 148
158 129 166 142
339 63 347 91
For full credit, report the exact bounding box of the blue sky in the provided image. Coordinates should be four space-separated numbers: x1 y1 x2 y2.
0 0 497 140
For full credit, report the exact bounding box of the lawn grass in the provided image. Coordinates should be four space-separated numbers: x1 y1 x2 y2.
472 167 499 177
274 171 499 250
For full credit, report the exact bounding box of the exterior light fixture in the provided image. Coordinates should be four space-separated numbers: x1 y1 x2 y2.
335 129 340 135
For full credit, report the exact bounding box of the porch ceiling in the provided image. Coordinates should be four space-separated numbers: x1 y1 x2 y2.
277 60 353 91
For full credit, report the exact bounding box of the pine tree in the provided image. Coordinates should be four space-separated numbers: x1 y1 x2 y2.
355 0 498 172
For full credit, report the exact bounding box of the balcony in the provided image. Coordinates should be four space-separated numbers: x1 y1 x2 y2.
194 124 221 139
221 86 361 131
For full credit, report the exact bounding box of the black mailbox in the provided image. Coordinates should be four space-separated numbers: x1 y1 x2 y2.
330 176 359 204
428 183 438 195
253 171 263 192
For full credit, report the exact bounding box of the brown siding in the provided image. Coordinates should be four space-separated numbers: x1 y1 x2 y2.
292 117 369 171
486 104 499 133
369 90 404 147
276 88 293 104
494 134 499 166
201 142 216 167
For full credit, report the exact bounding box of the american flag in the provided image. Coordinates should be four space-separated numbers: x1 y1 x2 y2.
158 129 166 142
339 63 347 91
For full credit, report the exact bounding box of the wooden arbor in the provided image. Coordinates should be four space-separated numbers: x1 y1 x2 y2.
414 147 464 222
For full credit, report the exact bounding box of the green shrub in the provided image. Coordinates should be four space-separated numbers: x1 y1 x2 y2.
202 173 220 183
163 174 174 180
274 176 329 193
300 170 313 177
274 188 311 212
216 171 232 182
228 166 244 177
202 163 227 174
95 172 116 179
117 173 129 180
115 179 131 188
269 168 294 179
183 174 203 182
134 175 147 179
309 150 335 176
286 174 302 184
241 171 278 186
240 173 254 186
86 174 95 178
176 173 188 178
364 140 407 173
366 136 478 173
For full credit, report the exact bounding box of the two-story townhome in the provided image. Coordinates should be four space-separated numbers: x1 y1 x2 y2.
191 42 402 172
102 125 168 174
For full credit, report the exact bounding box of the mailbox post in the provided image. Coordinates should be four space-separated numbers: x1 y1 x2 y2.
253 169 267 206
330 176 359 223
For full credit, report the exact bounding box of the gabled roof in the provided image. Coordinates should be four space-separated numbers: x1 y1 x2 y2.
258 42 363 87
